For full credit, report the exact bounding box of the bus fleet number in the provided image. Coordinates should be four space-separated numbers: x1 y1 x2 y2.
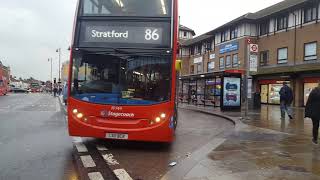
145 29 160 41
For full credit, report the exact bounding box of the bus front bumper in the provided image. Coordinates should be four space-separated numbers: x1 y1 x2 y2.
68 116 174 143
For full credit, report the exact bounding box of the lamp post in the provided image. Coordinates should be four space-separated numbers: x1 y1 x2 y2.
48 58 53 92
56 48 61 83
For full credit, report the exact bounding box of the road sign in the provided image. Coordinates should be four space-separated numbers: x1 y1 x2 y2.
247 38 252 44
249 55 258 72
250 44 259 53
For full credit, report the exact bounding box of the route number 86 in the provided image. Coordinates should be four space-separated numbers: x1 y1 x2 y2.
145 29 159 41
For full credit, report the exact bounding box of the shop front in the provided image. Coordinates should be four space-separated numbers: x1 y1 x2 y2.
303 77 320 106
258 79 291 105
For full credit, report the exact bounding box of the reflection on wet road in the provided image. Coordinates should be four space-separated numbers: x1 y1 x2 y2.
75 109 234 180
0 94 78 180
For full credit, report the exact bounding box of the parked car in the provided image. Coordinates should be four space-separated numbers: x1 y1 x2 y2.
12 87 28 93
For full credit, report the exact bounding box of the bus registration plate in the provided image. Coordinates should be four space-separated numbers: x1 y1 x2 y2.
106 133 128 140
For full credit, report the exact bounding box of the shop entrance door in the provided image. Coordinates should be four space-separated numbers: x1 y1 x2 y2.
261 85 268 104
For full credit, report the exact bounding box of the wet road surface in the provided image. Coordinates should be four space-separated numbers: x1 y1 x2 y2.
0 93 234 180
0 93 78 180
74 108 234 180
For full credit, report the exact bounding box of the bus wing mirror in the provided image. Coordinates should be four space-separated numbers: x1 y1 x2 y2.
175 59 182 72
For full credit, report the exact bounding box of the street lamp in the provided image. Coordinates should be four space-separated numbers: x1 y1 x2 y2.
48 58 53 92
56 48 61 83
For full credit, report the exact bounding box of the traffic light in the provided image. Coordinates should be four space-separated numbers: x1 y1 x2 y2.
54 78 56 84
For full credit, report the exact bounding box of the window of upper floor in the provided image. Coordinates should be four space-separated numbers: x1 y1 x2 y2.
304 6 317 23
208 62 215 72
277 15 288 31
232 54 239 67
190 65 195 74
221 31 228 42
230 26 238 40
190 47 194 55
196 44 202 54
183 31 187 37
259 21 269 36
226 55 231 68
304 42 317 61
260 51 269 66
219 57 225 69
205 41 212 52
197 63 202 73
277 48 288 64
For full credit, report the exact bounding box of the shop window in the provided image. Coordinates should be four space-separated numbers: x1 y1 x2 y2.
304 7 317 23
230 26 238 40
226 55 231 68
232 54 239 67
197 63 202 73
259 21 269 36
219 57 225 70
304 83 319 105
277 15 288 31
260 51 269 66
277 48 288 64
190 65 194 74
304 42 317 61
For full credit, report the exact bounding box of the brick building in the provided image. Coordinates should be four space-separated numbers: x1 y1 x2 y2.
178 0 320 107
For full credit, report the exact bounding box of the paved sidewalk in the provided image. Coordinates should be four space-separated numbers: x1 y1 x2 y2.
166 104 320 180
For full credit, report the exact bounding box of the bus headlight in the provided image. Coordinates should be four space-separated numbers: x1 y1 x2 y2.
155 117 161 123
76 113 84 119
160 113 166 119
72 109 78 114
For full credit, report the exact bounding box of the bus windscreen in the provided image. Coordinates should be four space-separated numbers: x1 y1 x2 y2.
70 51 172 105
81 0 172 17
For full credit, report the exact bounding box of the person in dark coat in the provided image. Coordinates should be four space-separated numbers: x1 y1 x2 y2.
305 83 320 145
279 82 294 120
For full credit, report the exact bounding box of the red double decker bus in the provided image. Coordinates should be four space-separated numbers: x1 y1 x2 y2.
68 0 179 142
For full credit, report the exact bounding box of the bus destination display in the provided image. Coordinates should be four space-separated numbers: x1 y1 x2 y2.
79 21 171 48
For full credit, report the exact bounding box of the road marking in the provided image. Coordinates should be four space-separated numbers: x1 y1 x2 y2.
102 154 119 166
96 145 108 151
113 169 133 180
88 172 104 180
75 142 88 153
80 155 96 168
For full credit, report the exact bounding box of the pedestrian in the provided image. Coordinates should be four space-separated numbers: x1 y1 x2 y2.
279 82 293 120
305 82 320 145
53 83 58 97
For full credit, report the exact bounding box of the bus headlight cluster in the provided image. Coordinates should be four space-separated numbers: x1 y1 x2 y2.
151 113 167 125
72 109 87 121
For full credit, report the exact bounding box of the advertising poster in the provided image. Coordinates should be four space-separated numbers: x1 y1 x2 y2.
223 77 241 107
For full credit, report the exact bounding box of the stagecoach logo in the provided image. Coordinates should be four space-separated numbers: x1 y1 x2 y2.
100 110 135 118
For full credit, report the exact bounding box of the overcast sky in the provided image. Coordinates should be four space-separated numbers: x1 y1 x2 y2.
1 0 283 81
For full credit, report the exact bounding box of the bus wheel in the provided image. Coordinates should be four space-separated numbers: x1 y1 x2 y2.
173 108 178 130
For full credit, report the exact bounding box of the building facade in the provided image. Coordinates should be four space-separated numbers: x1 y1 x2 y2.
178 0 320 107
